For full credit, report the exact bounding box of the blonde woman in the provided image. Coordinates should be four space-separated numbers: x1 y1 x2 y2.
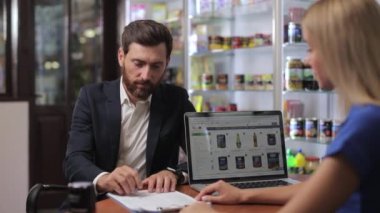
181 0 380 212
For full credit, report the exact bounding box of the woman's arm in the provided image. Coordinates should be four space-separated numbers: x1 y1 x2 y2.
279 155 359 212
196 180 304 205
240 182 304 205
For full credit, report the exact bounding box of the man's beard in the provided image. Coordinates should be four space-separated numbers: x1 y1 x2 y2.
122 67 161 100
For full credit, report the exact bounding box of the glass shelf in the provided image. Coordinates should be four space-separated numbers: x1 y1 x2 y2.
284 0 315 10
191 49 234 57
191 16 233 25
282 90 335 95
192 0 272 21
283 42 308 48
286 137 331 145
233 1 272 16
190 89 273 94
191 45 272 57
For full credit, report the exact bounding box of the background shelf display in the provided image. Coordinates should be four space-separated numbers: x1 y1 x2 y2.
280 0 343 157
285 138 329 158
122 0 343 155
191 45 272 57
185 0 275 112
286 138 331 145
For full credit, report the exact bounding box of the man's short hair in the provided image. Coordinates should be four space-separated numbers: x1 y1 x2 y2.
121 19 173 58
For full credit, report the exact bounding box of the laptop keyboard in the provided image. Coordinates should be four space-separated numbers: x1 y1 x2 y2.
231 180 289 189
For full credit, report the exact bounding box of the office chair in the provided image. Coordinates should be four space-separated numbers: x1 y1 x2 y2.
26 183 69 213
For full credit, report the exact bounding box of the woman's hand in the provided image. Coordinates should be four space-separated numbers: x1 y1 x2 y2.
195 180 244 204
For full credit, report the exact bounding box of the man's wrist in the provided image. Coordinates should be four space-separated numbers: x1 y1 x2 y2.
166 167 185 184
93 172 109 195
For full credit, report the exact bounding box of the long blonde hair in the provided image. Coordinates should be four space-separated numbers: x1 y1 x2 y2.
302 0 380 106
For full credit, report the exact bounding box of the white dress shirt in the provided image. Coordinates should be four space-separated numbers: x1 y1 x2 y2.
93 78 151 192
116 79 151 179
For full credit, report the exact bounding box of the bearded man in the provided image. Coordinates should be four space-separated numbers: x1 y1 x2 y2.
64 20 195 196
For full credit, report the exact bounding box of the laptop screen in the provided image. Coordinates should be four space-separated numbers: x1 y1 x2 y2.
184 111 288 183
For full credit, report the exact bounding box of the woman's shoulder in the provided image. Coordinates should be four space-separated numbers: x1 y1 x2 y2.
349 104 380 125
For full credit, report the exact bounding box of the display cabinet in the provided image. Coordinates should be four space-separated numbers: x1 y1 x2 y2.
181 0 341 158
279 0 343 157
184 0 275 112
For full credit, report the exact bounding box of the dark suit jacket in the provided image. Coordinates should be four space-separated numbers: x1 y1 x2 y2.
63 79 195 182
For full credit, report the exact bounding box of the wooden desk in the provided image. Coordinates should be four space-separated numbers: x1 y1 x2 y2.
95 185 281 213
95 175 308 213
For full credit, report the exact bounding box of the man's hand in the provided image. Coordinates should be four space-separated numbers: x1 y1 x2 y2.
96 165 142 195
142 170 177 193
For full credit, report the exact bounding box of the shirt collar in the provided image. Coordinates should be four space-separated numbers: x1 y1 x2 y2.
119 77 152 106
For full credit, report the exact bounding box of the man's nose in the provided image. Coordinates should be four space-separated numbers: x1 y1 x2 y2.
140 66 151 80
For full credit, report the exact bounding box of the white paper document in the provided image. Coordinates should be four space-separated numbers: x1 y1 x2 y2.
107 190 196 212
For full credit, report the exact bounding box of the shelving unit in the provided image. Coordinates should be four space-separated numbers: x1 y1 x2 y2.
280 0 342 157
123 0 342 157
185 0 275 112
285 138 329 158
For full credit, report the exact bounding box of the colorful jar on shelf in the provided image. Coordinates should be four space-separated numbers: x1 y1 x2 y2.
288 22 302 43
222 37 232 50
208 35 223 50
216 74 228 90
234 74 245 90
319 119 333 142
305 156 320 174
290 117 305 139
303 62 319 91
305 118 318 139
285 57 303 91
201 73 214 90
232 36 243 49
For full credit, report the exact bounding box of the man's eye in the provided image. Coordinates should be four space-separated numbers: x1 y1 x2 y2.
151 65 161 70
134 62 144 67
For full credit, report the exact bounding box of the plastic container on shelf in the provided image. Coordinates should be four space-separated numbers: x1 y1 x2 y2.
201 73 214 90
286 149 296 173
305 118 318 139
303 62 319 91
305 156 320 174
290 117 305 139
288 22 302 43
285 57 303 91
234 74 245 90
295 148 306 174
319 119 333 143
216 73 228 90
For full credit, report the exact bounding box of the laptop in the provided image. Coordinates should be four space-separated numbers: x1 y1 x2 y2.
184 110 299 191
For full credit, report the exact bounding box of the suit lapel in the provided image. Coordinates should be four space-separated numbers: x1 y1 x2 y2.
146 86 164 175
104 79 122 169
